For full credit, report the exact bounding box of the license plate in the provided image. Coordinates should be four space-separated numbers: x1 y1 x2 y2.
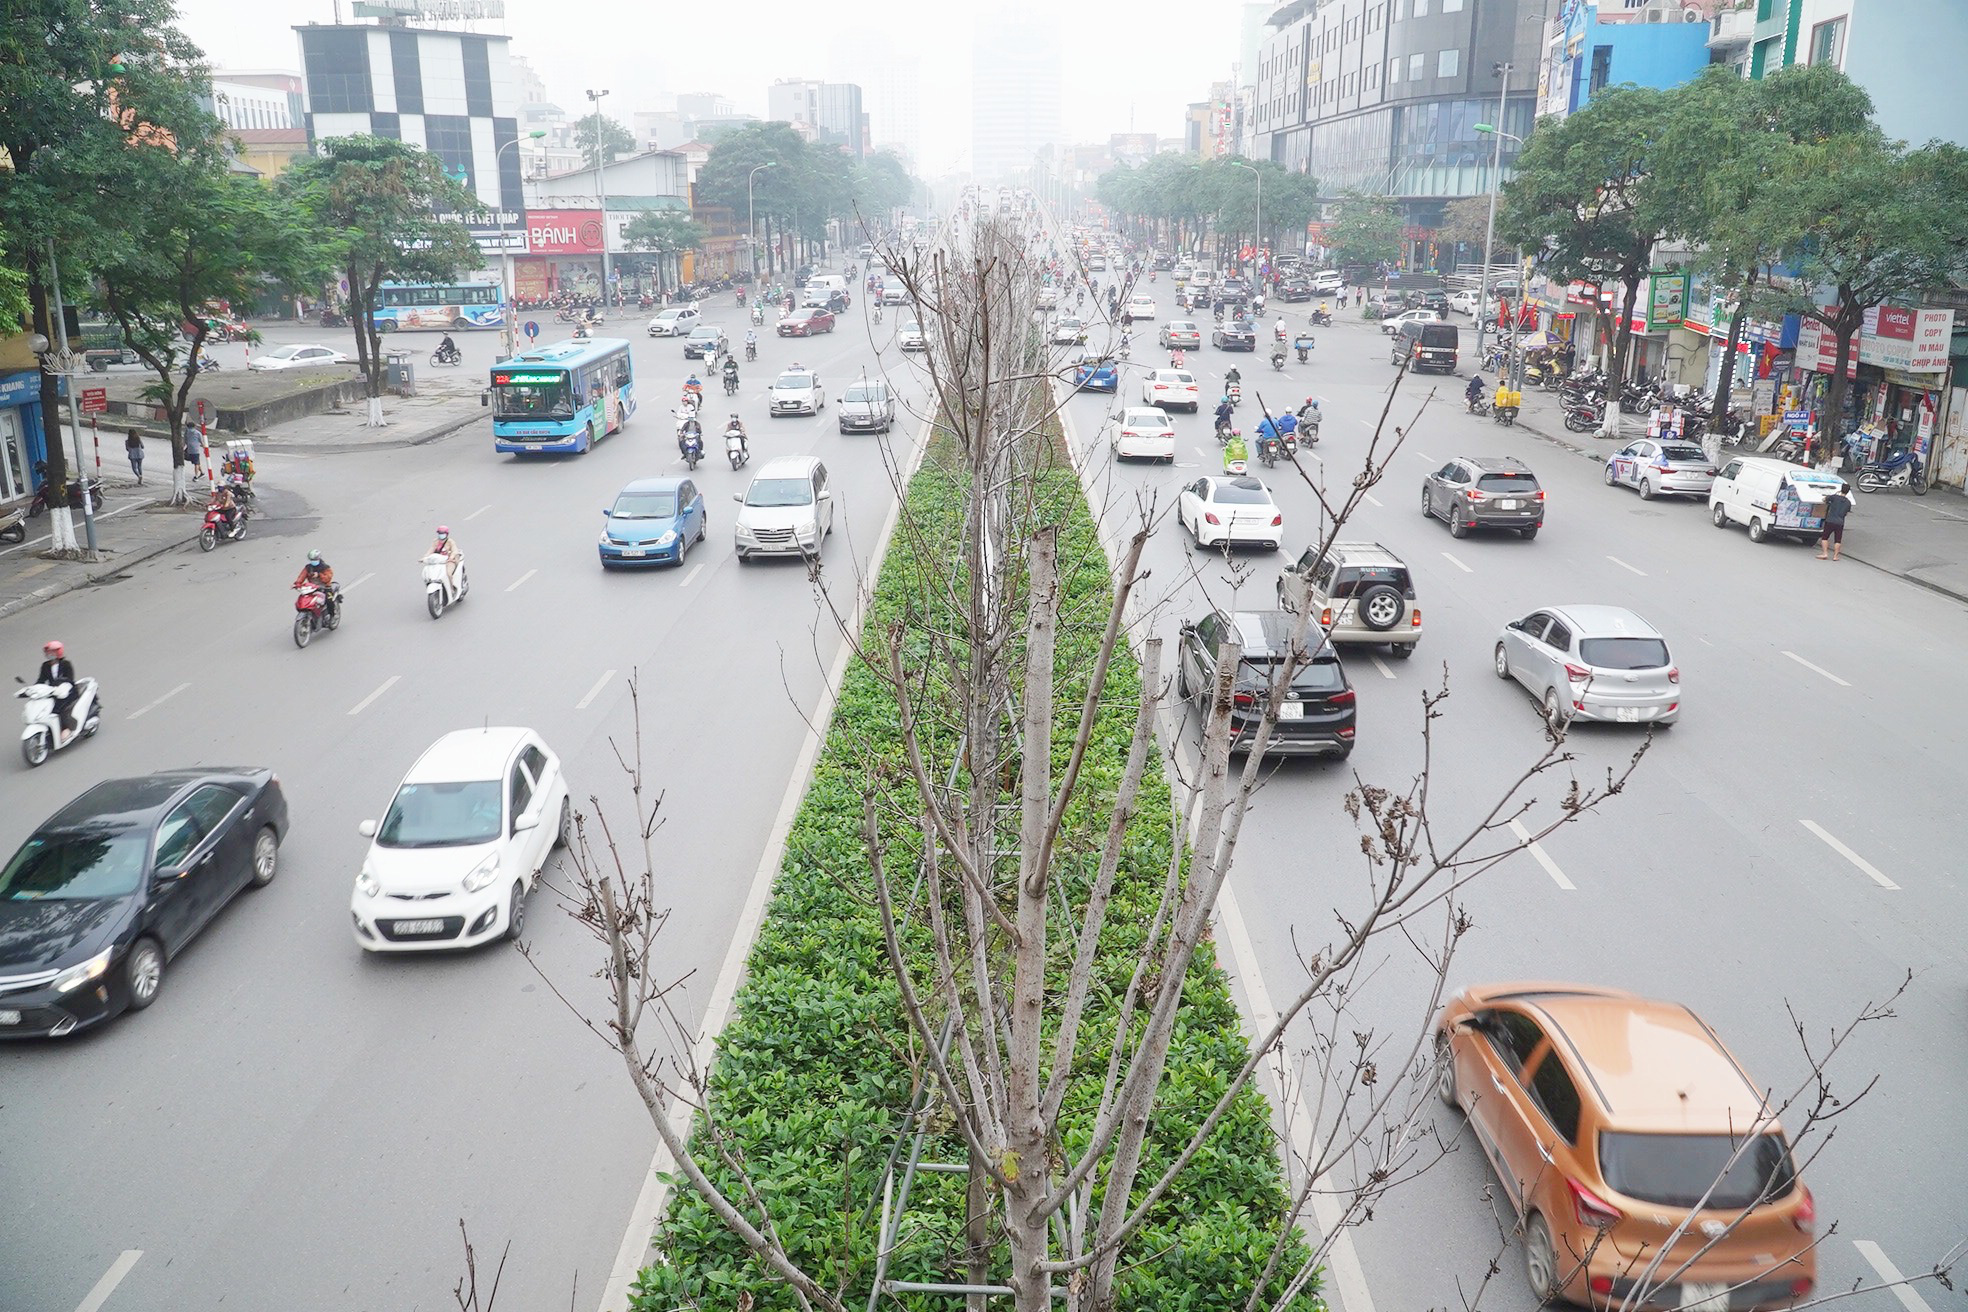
1278 702 1304 720
393 919 445 935
1617 707 1641 722
1679 1284 1728 1311
620 548 644 558
0 1010 19 1025
1499 499 1521 510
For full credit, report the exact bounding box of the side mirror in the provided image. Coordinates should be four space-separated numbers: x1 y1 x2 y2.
513 813 539 834
818 490 832 501
357 819 378 838
732 493 744 504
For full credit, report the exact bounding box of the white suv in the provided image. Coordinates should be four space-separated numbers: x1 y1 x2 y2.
734 456 834 561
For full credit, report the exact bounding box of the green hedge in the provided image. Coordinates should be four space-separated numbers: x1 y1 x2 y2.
631 441 1319 1311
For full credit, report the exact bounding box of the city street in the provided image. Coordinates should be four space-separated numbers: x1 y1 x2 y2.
1057 276 1968 1312
0 291 931 1311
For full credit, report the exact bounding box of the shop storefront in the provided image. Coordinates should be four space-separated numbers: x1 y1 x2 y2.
0 371 49 503
1794 306 1955 470
515 208 607 301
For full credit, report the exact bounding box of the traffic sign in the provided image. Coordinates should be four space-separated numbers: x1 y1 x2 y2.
523 320 540 340
80 387 108 415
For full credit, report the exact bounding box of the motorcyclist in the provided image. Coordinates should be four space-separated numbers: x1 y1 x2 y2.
430 525 462 592
723 413 749 458
1223 365 1242 391
209 481 241 537
1294 397 1322 433
1465 375 1487 411
437 333 459 362
683 373 704 403
676 410 703 457
1269 341 1287 369
721 355 741 393
35 640 81 744
293 549 338 623
1223 430 1249 472
744 328 758 359
1213 396 1235 437
1274 315 1288 342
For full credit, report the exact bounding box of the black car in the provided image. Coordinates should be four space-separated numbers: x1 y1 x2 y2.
1277 278 1313 303
1212 318 1258 351
1151 252 1175 271
1175 610 1356 759
0 770 288 1038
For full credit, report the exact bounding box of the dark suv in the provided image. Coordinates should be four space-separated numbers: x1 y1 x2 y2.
1175 610 1357 759
1276 541 1420 658
1422 456 1545 539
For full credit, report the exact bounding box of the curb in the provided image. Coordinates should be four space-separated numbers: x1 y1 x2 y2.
0 525 200 623
253 405 483 454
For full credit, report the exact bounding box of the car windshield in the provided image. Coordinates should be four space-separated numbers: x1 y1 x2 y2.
1211 483 1272 505
611 492 678 519
689 330 719 341
1599 1131 1797 1209
377 780 503 848
1169 322 1195 331
746 477 814 508
1579 636 1670 669
492 373 573 419
1477 473 1539 492
775 373 814 391
267 346 303 360
0 828 149 900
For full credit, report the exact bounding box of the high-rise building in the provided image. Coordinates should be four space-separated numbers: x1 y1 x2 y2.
1537 1 1717 119
971 5 1063 184
768 79 867 157
829 36 924 168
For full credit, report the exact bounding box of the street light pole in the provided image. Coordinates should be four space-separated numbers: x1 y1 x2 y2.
585 89 613 305
496 129 547 360
1473 63 1514 362
1230 160 1261 284
747 162 778 285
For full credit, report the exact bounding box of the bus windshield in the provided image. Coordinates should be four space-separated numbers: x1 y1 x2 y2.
493 370 574 419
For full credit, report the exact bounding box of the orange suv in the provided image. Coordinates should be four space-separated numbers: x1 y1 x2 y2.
1436 983 1816 1309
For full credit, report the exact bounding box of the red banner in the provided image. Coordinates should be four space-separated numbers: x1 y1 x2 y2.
523 209 605 256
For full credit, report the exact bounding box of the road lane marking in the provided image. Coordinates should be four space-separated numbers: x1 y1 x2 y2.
126 682 190 721
343 571 375 591
463 503 493 521
1509 819 1576 890
1368 655 1396 680
73 1251 142 1312
1782 650 1849 687
1853 1240 1935 1312
1607 555 1647 576
575 669 616 711
1362 491 1382 507
1440 551 1473 573
679 562 705 588
1800 821 1899 890
346 675 399 718
505 568 537 593
1414 450 1434 462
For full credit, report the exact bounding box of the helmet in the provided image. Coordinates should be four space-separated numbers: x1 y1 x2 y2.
43 640 63 657
307 549 322 564
435 526 450 539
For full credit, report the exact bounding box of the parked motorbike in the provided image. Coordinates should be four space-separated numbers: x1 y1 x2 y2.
0 506 26 544
430 343 463 367
28 474 106 518
1563 402 1605 433
198 498 249 551
725 424 750 471
422 551 468 619
16 675 102 767
319 308 348 328
1856 448 1929 495
1770 433 1807 463
292 581 342 649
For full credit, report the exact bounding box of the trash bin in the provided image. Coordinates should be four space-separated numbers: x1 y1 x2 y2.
385 350 417 397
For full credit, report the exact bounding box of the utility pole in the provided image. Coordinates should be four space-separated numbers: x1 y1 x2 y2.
586 89 613 304
748 162 778 285
1473 63 1512 363
45 240 98 556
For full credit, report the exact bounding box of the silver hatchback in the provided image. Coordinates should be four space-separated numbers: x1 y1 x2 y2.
1494 604 1680 727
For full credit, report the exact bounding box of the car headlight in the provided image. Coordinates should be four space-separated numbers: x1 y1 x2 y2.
462 852 500 893
356 866 380 898
53 947 113 993
598 531 613 546
655 530 677 547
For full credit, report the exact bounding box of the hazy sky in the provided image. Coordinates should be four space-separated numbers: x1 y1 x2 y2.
170 0 1245 174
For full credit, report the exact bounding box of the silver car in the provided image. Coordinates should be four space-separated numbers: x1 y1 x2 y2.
1604 439 1717 500
1494 605 1680 727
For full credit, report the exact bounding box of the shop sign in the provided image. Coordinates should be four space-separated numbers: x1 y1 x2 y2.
1645 271 1688 329
1862 305 1953 372
1882 368 1943 389
523 209 605 255
1794 319 1859 378
0 371 42 407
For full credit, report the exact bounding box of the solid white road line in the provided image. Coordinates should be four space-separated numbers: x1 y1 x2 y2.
1362 492 1382 508
346 675 399 718
1440 551 1473 573
1607 555 1647 576
343 571 375 591
1414 450 1434 462
1368 655 1397 681
72 1251 142 1312
1853 1240 1937 1312
596 408 938 1312
463 503 493 521
575 669 616 711
1800 820 1899 890
679 562 705 588
1783 650 1850 687
1509 819 1577 890
505 568 537 593
126 682 191 721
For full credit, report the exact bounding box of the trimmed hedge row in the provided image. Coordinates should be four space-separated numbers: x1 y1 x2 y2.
631 442 1319 1311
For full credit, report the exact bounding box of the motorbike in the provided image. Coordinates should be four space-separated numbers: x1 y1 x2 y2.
319 308 348 328
573 323 593 341
751 305 765 325
1226 383 1242 409
1257 436 1279 469
292 581 343 649
1563 402 1605 433
16 675 102 767
1269 348 1287 372
725 425 750 470
1770 433 1807 463
681 430 704 471
430 343 463 367
423 551 468 619
1214 416 1234 445
27 471 105 518
1294 410 1321 445
1492 402 1519 427
1309 309 1332 327
735 287 748 306
1855 448 1928 495
0 506 25 544
745 340 757 362
198 499 249 551
723 371 740 397
1294 334 1316 363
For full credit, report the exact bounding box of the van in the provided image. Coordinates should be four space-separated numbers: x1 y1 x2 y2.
733 456 834 561
1393 320 1459 373
805 274 847 297
1708 457 1844 544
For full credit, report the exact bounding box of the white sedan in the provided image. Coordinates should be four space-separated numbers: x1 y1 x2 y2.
1124 294 1157 321
1382 308 1447 337
770 369 826 416
249 344 349 371
1177 475 1283 551
351 727 571 952
1112 407 1176 463
898 319 927 351
1141 368 1200 412
1448 289 1482 316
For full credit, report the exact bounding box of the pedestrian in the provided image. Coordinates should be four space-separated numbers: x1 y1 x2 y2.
125 429 145 484
183 432 201 476
1817 481 1853 561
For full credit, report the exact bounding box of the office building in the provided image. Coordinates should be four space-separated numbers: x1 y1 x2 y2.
205 71 309 176
829 36 923 168
768 79 867 157
971 5 1063 184
1538 2 1718 118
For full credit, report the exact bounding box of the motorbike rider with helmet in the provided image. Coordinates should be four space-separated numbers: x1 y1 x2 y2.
743 328 758 360
436 333 460 364
721 354 741 394
682 373 704 404
723 413 749 460
429 525 462 592
35 640 81 744
293 549 339 623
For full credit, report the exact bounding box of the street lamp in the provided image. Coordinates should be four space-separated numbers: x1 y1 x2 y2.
585 89 613 304
1472 63 1519 362
1229 160 1261 284
747 161 778 284
497 129 547 360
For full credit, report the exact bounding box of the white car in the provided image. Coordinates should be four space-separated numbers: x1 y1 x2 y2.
769 368 826 416
1310 270 1343 294
1124 294 1157 321
646 306 701 337
1142 368 1200 412
1112 407 1176 463
734 455 834 560
248 344 348 371
898 320 927 351
1177 475 1283 551
1382 307 1446 336
1448 289 1482 316
351 728 571 952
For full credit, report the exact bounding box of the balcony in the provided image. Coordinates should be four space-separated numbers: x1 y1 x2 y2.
1708 5 1755 53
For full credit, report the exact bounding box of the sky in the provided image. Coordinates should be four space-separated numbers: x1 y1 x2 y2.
171 0 1246 176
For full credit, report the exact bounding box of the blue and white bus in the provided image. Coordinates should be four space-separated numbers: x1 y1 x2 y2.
373 281 506 332
490 338 636 455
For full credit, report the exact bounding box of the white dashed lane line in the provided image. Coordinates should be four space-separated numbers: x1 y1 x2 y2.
463 503 493 521
679 562 705 588
346 675 399 718
505 568 538 593
1509 819 1577 890
1440 551 1473 573
126 682 191 721
1852 1240 1937 1312
1783 650 1850 686
1607 555 1647 576
1800 820 1899 890
1362 492 1382 508
575 669 616 711
72 1250 142 1312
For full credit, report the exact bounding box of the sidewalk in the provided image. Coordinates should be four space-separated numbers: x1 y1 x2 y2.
0 389 484 621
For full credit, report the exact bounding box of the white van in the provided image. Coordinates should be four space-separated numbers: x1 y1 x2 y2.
804 274 847 297
1708 457 1844 544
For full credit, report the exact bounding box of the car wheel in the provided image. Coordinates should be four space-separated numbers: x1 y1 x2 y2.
1421 486 1433 518
1494 642 1511 681
124 937 164 1011
1604 463 1618 486
555 797 573 849
1434 1031 1458 1108
1638 478 1655 501
1389 641 1416 660
1520 526 1539 541
1524 1212 1562 1306
505 880 527 941
1543 687 1569 728
1449 514 1469 539
1747 516 1768 544
1711 501 1729 528
248 826 279 888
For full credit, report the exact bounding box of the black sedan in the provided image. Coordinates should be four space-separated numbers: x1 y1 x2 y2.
1277 279 1313 303
0 770 288 1038
1212 319 1258 351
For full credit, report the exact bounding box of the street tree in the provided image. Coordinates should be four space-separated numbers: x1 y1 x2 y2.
575 111 635 170
1326 191 1404 272
279 135 482 426
0 246 27 334
621 211 707 293
1435 196 1491 255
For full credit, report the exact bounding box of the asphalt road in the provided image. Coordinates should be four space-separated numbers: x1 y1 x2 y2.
0 289 933 1312
1059 274 1967 1312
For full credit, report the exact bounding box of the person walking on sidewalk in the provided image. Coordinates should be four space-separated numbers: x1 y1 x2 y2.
1818 482 1853 561
125 430 145 485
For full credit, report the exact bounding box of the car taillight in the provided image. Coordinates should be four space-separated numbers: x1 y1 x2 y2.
1319 607 1333 626
1338 725 1355 738
1655 462 1673 474
1666 666 1679 685
1564 663 1592 681
1536 489 1547 501
1411 609 1422 627
1232 692 1256 710
1465 489 1487 502
1793 1186 1815 1232
1154 383 1166 389
1328 689 1356 707
1205 512 1221 526
1790 1278 1815 1299
1568 1179 1623 1229
1589 1276 1615 1297
1270 513 1283 527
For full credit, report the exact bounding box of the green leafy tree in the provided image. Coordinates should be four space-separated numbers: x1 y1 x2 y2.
0 248 28 334
622 210 707 291
1327 192 1404 272
575 111 636 171
279 135 482 424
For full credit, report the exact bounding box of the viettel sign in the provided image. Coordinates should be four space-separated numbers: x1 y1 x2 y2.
524 210 605 255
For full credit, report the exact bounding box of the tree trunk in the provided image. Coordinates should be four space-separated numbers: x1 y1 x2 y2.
26 277 80 551
1710 288 1751 461
1600 273 1642 438
1824 308 1860 467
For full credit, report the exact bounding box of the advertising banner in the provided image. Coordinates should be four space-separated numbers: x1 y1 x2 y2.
1645 271 1688 329
523 209 605 256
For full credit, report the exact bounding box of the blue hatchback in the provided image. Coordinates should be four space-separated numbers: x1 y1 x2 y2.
598 476 707 568
1074 356 1120 393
